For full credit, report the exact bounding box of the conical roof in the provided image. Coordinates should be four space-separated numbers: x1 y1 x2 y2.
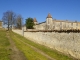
47 13 52 18
33 18 37 22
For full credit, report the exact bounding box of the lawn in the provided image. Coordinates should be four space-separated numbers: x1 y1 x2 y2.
10 31 48 60
10 31 75 60
0 29 10 60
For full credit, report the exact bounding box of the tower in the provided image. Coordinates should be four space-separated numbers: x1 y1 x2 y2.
46 13 53 30
33 18 38 25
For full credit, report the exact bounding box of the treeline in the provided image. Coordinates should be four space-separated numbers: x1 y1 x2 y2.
2 10 34 30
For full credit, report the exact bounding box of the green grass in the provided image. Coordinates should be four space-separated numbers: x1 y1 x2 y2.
10 31 48 60
0 29 10 60
10 31 75 60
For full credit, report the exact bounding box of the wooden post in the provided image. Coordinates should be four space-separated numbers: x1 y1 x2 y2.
22 27 24 36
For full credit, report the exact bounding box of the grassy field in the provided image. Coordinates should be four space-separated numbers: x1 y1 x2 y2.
10 31 48 60
10 31 75 60
0 29 10 60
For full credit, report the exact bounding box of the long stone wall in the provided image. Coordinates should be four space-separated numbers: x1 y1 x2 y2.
12 29 80 59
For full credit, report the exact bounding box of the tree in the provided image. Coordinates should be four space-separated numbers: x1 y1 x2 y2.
16 15 22 29
2 11 16 30
25 18 34 29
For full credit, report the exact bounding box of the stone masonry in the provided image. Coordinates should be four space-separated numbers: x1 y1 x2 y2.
12 29 80 59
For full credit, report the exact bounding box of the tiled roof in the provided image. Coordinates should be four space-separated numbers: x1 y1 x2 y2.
47 13 52 18
53 19 79 23
33 18 37 22
53 20 67 22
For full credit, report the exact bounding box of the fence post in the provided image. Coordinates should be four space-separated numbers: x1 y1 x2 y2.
22 27 24 36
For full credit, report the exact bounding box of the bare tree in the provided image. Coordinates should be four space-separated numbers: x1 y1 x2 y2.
2 11 16 30
16 15 22 29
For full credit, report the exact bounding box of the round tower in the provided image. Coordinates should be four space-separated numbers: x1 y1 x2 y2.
46 13 53 30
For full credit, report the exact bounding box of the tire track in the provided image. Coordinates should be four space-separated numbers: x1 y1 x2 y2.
13 34 55 60
7 32 27 60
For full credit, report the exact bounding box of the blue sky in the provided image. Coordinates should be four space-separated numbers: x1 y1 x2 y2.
0 0 80 24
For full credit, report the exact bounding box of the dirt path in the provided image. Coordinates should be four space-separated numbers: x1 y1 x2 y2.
16 37 55 60
7 31 55 60
6 32 27 60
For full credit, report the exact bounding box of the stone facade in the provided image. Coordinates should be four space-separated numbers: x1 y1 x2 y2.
34 13 80 30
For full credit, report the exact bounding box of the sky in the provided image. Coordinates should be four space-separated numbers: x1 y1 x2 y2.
0 0 80 24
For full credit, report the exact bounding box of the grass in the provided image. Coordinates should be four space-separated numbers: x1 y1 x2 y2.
0 29 10 60
10 31 75 60
10 31 48 60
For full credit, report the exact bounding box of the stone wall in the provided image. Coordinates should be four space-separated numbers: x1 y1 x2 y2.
12 29 80 59
34 23 46 30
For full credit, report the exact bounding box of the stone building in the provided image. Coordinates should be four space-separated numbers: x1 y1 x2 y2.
34 13 80 30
